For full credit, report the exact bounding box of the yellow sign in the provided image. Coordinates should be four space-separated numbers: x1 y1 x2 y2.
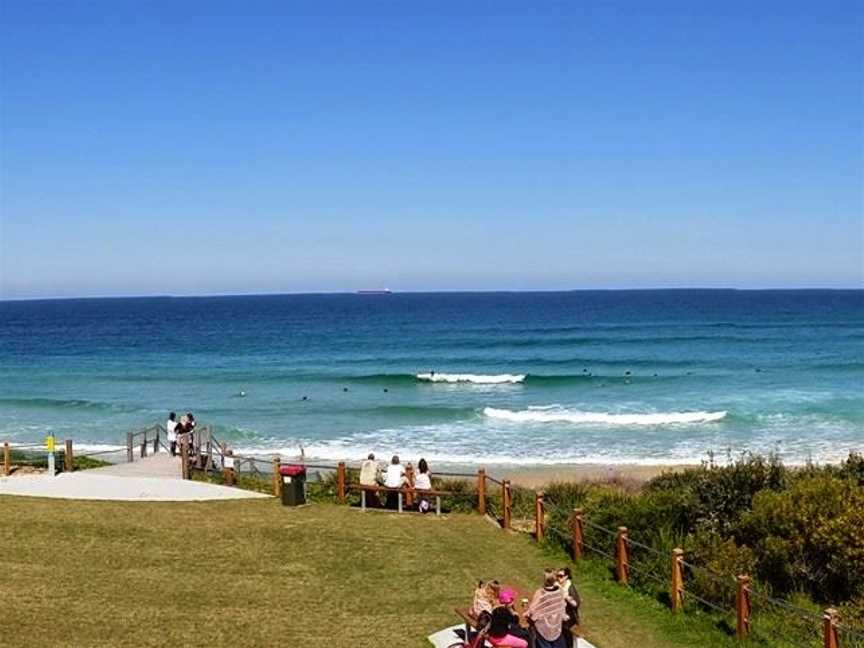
45 436 55 452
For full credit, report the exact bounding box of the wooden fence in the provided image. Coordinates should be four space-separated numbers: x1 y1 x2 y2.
534 497 864 648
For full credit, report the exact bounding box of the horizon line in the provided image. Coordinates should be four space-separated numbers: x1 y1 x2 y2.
2 286 863 302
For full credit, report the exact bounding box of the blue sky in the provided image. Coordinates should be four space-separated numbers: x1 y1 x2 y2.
1 1 862 297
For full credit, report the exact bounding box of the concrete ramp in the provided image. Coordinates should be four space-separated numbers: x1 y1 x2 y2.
0 453 270 501
88 452 183 479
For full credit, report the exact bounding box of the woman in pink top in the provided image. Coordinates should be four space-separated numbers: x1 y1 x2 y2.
525 570 567 648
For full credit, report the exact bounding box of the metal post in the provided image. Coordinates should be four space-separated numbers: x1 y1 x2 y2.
46 435 56 477
397 491 403 513
361 489 367 511
3 442 10 476
436 495 441 516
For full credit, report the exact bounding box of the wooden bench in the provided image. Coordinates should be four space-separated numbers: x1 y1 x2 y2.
348 484 454 515
454 607 490 647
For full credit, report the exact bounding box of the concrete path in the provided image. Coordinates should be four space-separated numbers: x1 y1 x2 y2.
0 454 270 501
89 452 183 479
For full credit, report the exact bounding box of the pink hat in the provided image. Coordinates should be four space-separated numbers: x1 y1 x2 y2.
499 587 516 604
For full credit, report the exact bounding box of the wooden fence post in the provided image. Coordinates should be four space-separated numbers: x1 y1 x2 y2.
3 442 10 476
64 439 73 472
571 508 584 561
272 456 282 497
405 463 415 507
671 547 684 613
140 427 147 458
616 526 629 585
477 469 487 515
535 491 545 541
502 479 512 530
823 608 839 648
127 432 133 463
337 462 347 503
153 427 159 454
736 575 750 640
180 437 189 480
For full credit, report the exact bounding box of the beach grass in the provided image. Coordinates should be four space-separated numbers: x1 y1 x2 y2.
2 496 768 648
7 448 111 472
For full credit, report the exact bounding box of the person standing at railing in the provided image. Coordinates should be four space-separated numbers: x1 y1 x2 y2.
525 570 567 648
166 412 178 456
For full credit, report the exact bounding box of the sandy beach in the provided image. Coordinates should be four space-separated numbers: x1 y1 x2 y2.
435 462 697 488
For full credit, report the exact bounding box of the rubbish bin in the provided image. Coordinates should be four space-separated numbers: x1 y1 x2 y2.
279 464 306 506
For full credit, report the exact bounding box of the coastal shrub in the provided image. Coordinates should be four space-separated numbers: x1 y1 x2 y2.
645 454 787 535
539 453 864 626
738 474 864 602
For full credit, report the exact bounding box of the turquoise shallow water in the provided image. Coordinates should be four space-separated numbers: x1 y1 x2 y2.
0 290 862 465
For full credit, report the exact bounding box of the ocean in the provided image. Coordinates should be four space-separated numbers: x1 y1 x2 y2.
1 290 862 466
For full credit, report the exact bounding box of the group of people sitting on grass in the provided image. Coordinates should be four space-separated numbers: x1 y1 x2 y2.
358 453 434 512
165 411 196 457
471 568 580 648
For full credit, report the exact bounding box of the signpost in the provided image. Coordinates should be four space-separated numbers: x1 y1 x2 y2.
46 434 56 476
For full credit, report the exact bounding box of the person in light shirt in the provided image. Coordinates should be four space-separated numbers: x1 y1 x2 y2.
359 453 381 507
414 457 432 513
166 412 178 456
383 455 405 509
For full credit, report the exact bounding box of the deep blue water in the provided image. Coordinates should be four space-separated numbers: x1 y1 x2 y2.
1 290 862 465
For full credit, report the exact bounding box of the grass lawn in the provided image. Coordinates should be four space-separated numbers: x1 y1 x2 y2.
2 496 757 647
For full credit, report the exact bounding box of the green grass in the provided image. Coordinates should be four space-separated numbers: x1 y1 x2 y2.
7 448 111 471
1 496 788 648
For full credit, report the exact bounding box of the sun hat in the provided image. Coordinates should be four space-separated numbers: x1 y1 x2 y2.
499 587 516 604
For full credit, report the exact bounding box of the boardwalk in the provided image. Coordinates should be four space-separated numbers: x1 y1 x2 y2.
0 453 269 501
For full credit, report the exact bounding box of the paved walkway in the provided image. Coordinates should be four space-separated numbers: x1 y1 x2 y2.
89 452 183 478
0 453 270 501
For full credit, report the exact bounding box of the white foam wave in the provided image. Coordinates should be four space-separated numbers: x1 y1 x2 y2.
483 407 728 426
416 372 526 384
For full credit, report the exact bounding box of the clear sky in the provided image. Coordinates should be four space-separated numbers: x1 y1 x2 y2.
1 1 862 298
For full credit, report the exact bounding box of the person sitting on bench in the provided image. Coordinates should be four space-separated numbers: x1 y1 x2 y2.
488 587 529 647
383 455 405 509
414 457 432 513
525 570 567 648
359 453 381 507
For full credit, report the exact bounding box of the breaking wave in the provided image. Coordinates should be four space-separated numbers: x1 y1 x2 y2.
416 372 526 384
483 407 728 426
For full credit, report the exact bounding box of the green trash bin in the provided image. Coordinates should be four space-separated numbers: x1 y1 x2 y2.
279 465 306 506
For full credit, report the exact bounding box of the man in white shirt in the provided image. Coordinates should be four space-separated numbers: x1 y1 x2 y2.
166 412 178 456
383 455 405 509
